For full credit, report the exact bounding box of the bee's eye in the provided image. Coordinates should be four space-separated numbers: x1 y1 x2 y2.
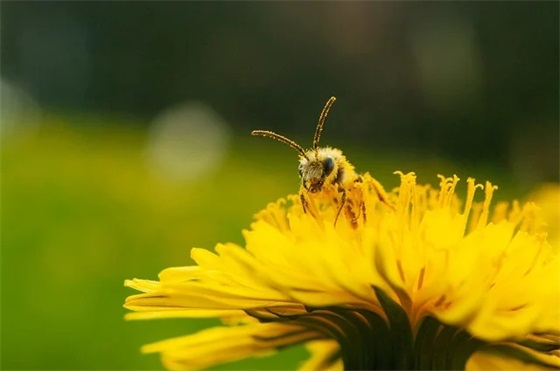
323 157 335 175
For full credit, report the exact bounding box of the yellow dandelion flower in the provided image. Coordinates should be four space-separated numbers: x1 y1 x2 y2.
528 183 560 248
124 172 560 370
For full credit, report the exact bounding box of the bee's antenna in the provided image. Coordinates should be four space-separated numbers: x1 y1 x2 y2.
251 130 309 160
313 96 336 150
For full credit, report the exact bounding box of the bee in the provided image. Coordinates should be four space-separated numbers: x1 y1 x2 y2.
252 96 392 226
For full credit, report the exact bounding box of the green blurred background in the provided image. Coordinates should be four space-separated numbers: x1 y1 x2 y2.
1 2 558 370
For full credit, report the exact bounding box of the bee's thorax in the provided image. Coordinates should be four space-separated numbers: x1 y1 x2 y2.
299 147 355 192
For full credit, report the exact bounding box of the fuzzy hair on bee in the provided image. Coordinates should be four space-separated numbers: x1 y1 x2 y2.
252 96 391 226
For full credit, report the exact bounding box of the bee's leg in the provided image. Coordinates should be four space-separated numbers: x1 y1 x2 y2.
353 176 367 224
345 203 359 228
300 192 308 214
334 188 346 226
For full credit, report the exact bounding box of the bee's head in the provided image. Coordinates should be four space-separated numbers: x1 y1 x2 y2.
299 151 336 193
251 96 339 193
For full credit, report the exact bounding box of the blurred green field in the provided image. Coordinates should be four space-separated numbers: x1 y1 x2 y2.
1 114 525 370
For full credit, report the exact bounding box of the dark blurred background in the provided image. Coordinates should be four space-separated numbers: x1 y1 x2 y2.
1 2 558 370
3 1 559 180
